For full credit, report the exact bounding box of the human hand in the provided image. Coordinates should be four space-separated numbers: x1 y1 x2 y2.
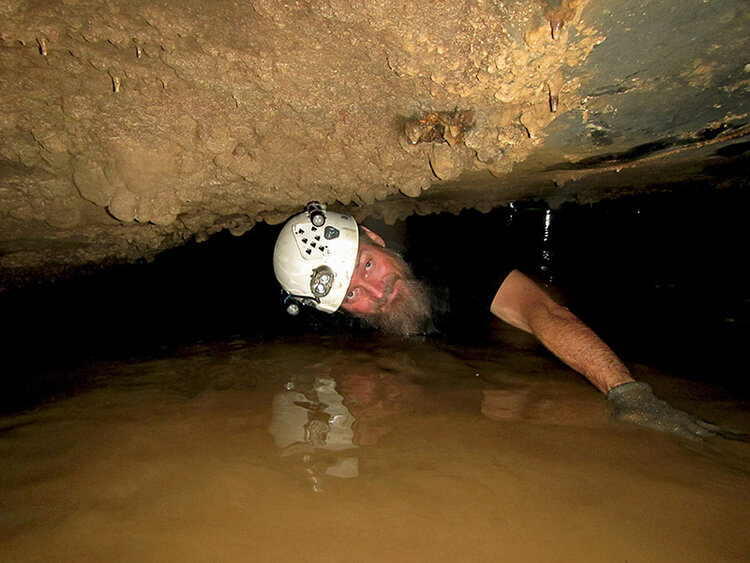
607 381 743 441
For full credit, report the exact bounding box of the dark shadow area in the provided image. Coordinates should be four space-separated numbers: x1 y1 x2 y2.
2 184 748 412
548 187 750 395
548 124 748 170
399 184 749 398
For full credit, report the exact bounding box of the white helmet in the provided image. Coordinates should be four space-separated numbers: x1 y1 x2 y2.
273 202 359 314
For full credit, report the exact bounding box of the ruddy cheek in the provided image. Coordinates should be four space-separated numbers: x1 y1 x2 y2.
385 283 399 307
345 298 372 315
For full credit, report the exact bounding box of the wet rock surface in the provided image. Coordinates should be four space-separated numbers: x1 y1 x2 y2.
0 0 748 285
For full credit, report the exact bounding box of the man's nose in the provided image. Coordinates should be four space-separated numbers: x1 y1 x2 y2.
360 277 384 299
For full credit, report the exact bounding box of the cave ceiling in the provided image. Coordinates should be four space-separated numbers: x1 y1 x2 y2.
1 0 748 287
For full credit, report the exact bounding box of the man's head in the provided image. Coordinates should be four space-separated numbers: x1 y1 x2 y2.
273 205 431 336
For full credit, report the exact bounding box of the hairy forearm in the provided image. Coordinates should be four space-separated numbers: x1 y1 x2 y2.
526 304 635 394
491 271 635 394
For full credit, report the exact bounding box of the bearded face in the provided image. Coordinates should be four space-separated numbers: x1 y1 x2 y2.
357 254 431 336
340 235 432 337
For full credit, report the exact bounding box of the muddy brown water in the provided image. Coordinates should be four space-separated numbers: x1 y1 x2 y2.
2 332 749 562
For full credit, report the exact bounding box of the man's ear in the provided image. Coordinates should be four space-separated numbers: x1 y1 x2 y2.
360 225 386 247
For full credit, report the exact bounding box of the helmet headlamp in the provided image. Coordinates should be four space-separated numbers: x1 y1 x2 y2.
310 266 334 298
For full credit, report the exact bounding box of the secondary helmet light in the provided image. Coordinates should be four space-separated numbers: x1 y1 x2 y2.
273 202 359 314
310 209 326 227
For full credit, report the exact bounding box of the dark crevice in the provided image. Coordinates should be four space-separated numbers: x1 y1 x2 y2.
547 122 749 170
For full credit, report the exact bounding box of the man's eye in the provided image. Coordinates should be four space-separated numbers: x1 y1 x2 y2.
347 290 355 300
365 260 372 269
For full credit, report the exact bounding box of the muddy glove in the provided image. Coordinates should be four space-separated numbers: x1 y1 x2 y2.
607 381 724 440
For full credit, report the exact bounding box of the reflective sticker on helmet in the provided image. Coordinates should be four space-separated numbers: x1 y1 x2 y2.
293 224 329 258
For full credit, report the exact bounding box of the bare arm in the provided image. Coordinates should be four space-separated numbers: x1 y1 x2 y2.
490 270 634 394
489 270 741 440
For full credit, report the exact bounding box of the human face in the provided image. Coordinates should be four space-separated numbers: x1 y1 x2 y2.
341 241 406 316
340 235 431 336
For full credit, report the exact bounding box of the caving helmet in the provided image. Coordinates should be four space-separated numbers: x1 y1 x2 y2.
273 202 359 315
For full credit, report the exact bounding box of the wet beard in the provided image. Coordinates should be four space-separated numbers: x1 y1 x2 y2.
360 273 432 337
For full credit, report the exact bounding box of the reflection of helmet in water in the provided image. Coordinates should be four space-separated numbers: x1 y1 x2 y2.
269 376 358 452
273 202 359 313
268 375 360 486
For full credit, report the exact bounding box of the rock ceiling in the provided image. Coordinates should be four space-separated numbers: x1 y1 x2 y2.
1 0 748 288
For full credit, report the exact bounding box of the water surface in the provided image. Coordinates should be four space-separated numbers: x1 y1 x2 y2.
2 333 749 561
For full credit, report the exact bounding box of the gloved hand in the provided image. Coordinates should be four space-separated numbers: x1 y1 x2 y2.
607 381 732 440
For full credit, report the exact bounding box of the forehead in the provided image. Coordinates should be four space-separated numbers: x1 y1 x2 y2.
355 240 403 271
356 239 382 259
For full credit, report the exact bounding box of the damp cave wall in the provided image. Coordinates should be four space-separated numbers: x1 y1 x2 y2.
2 183 750 413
